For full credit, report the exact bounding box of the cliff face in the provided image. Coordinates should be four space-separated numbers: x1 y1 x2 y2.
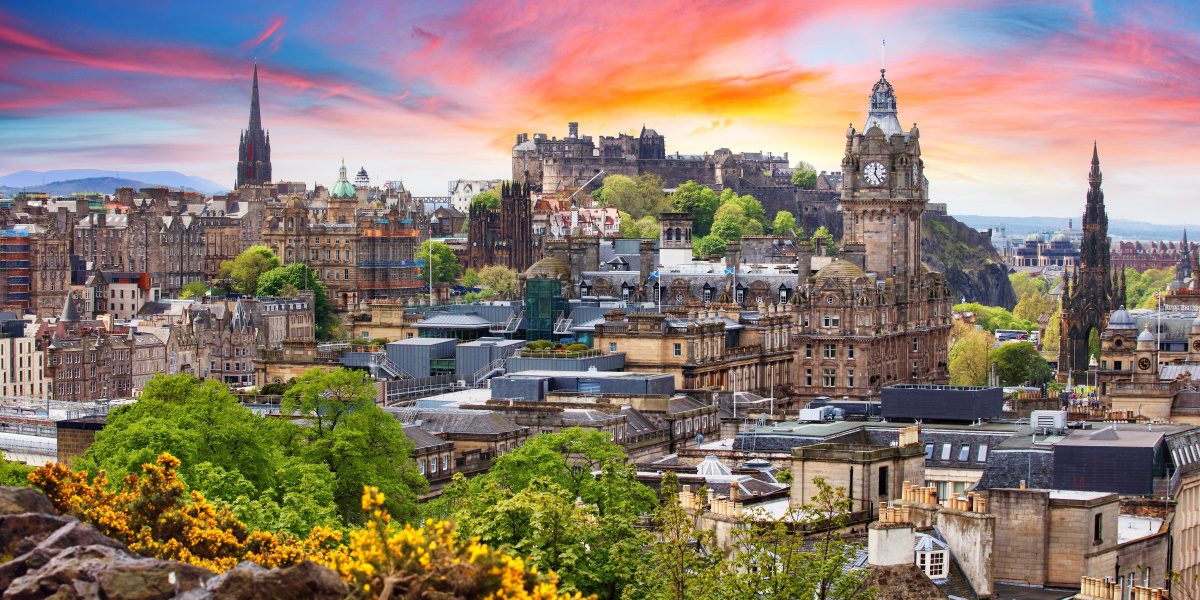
921 214 1017 309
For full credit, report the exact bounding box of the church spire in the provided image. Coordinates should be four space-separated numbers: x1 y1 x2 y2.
249 62 262 131
236 62 272 189
1089 141 1101 188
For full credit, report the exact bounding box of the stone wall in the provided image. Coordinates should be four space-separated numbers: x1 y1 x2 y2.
935 507 995 597
988 488 1051 586
1047 496 1119 587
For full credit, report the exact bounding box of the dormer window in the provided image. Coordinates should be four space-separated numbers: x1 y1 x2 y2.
916 549 947 578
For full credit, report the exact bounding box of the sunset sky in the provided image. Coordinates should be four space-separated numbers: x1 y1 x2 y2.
1 1 1197 223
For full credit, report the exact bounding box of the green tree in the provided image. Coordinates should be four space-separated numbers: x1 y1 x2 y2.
952 302 1037 333
179 281 209 300
711 203 747 241
720 189 766 226
461 267 480 288
717 478 874 600
792 161 818 189
671 181 721 237
417 240 462 284
282 368 426 524
618 211 660 239
218 246 281 294
597 174 672 221
1044 309 1062 354
627 471 720 600
693 234 728 258
990 341 1053 386
257 263 336 340
435 428 655 599
478 265 518 298
1014 290 1056 324
1009 272 1051 299
469 190 501 211
1124 267 1175 308
950 325 993 386
772 211 797 236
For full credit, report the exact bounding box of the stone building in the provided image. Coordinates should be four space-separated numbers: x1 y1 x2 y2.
262 162 426 310
1102 306 1200 421
44 299 129 401
466 181 533 272
0 221 70 317
0 317 48 398
1112 235 1194 273
1007 230 1079 269
1060 145 1124 382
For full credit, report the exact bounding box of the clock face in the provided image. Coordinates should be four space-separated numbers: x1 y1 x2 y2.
863 162 888 186
1193 340 1200 351
1138 357 1152 371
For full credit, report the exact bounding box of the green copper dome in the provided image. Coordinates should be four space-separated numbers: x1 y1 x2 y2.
329 161 356 199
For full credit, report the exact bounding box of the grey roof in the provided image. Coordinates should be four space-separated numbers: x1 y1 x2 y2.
974 448 1055 490
402 424 450 451
388 336 457 346
415 313 492 329
387 408 527 436
1107 307 1135 329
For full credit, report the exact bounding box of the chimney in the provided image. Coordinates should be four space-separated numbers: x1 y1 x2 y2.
868 520 915 568
568 122 579 138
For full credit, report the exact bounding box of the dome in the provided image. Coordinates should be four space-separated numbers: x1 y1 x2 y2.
1025 233 1042 243
815 259 866 280
525 256 570 280
1138 326 1156 343
329 162 356 199
1052 232 1070 243
1107 307 1134 329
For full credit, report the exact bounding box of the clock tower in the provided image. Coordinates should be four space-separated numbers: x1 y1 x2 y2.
839 69 927 300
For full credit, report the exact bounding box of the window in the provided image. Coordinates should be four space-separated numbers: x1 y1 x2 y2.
822 314 839 327
673 343 682 357
1114 360 1123 371
418 459 426 475
805 369 812 386
847 344 855 359
940 444 951 461
977 444 989 462
878 466 889 497
917 550 947 578
847 370 855 387
912 338 919 352
1094 514 1103 544
822 369 836 387
957 444 970 461
823 344 836 359
429 458 438 474
925 443 934 459
609 342 617 352
805 344 813 358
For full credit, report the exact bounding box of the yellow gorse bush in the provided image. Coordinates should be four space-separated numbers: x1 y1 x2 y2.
29 453 586 600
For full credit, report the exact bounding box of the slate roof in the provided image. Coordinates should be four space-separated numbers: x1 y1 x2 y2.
867 565 949 599
387 408 527 436
402 424 449 451
974 448 1055 490
415 313 492 329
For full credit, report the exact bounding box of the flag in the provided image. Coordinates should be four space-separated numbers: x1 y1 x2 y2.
724 267 735 276
647 270 659 280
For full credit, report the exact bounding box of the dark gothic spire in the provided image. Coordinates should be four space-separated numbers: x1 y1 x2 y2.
1088 141 1101 189
249 63 262 130
236 63 272 189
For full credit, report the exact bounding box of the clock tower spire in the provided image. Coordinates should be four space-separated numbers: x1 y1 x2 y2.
838 69 927 300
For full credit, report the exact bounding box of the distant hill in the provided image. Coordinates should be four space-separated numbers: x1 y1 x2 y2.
955 214 1198 242
0 169 226 195
0 177 156 197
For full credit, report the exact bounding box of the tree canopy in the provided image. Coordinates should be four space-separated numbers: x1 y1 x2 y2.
417 240 462 285
792 167 818 189
671 181 721 237
257 263 336 340
469 189 501 211
219 245 281 295
76 371 426 532
1124 267 1175 309
949 322 994 386
772 210 797 236
179 281 209 300
618 211 660 239
991 341 1053 386
694 234 728 258
596 174 672 221
953 302 1037 333
477 265 518 298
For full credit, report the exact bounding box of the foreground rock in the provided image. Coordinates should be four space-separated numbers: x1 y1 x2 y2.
0 486 349 600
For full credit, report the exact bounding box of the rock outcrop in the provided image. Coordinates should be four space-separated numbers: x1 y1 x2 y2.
0 486 349 600
922 214 1017 309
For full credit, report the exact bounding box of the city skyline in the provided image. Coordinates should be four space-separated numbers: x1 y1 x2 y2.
1 1 1198 222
